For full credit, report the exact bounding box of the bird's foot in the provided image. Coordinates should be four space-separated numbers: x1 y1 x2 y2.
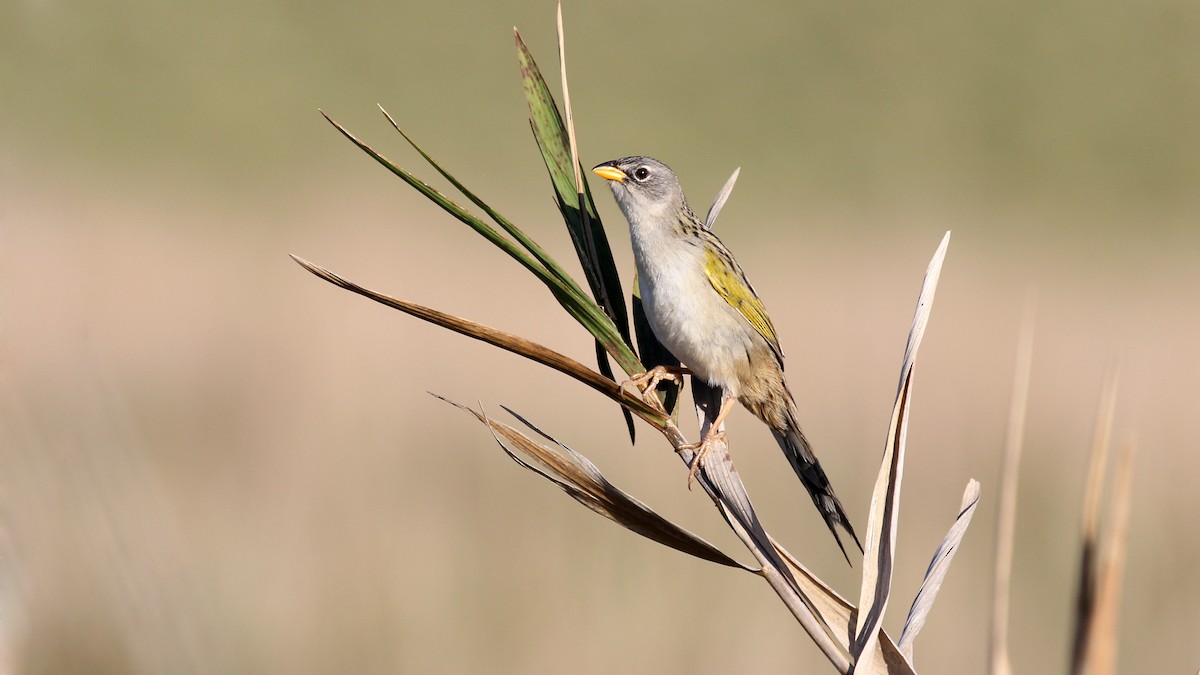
624 365 689 410
680 428 727 490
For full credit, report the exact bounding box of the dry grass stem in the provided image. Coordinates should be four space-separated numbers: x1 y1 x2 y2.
989 303 1036 675
1070 371 1120 674
1077 431 1135 675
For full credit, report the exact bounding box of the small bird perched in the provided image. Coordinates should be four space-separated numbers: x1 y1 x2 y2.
592 156 861 560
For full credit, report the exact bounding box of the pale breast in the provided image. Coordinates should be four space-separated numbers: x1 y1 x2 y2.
634 236 756 397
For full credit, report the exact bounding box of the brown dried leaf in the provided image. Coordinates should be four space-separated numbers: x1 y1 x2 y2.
289 255 663 423
441 396 750 569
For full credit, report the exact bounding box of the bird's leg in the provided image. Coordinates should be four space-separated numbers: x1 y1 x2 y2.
682 395 736 489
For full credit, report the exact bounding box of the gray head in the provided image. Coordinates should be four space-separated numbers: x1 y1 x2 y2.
591 156 693 226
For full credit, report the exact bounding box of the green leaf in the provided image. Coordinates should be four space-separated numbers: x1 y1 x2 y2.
514 29 634 367
319 110 642 377
376 105 586 301
516 25 641 440
382 100 640 441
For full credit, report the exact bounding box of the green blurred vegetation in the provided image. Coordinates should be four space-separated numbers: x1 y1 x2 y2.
4 0 1198 218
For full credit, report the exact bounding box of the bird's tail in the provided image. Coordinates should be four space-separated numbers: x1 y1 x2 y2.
771 424 862 564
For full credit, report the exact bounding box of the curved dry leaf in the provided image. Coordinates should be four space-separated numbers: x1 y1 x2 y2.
289 255 663 423
704 167 741 231
852 231 951 674
440 396 750 569
899 479 982 661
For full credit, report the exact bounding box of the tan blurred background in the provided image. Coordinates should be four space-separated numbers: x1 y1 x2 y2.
3 0 1198 673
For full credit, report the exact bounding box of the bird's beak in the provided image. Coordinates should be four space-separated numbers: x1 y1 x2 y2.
591 165 627 183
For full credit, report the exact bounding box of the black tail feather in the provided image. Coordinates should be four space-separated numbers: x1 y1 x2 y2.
772 427 862 565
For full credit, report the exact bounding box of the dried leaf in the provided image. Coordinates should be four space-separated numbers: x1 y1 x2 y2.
1070 372 1120 675
1071 372 1133 675
989 303 1036 675
689 385 911 675
289 255 663 423
442 396 750 569
899 479 982 661
1087 436 1134 675
704 167 741 231
852 231 951 673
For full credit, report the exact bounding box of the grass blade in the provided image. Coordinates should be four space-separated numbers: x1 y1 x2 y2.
899 479 982 662
989 303 1036 675
554 6 637 441
556 2 584 206
1087 435 1134 675
851 231 951 673
1070 372 1121 675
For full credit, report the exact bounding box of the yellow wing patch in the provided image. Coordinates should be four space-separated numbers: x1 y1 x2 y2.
703 244 784 366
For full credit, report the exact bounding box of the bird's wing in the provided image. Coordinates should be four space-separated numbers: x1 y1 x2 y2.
701 236 785 366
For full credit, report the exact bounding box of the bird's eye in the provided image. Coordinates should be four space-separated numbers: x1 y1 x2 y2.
633 167 651 181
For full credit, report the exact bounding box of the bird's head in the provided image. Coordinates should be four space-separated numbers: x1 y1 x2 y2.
591 156 689 226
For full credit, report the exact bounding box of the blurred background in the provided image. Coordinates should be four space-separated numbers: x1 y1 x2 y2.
3 0 1198 672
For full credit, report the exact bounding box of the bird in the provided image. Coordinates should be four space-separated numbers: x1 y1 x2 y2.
592 155 861 561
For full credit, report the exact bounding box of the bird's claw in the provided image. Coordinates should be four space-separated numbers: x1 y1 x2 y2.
681 429 727 490
623 365 689 411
